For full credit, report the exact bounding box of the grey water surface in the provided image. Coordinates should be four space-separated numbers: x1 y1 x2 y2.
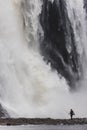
0 125 87 130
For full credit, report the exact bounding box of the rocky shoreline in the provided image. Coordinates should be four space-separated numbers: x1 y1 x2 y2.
0 118 87 126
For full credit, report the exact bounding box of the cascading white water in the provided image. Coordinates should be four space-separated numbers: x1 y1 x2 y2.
66 0 87 55
20 0 43 50
66 0 87 75
0 0 87 119
0 0 69 118
66 0 87 86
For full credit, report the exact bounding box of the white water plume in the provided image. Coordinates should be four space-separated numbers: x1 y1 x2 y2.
0 0 87 119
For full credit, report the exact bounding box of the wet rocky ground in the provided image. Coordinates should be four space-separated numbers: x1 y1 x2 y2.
0 118 87 126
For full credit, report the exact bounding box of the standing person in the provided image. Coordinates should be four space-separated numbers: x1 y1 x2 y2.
69 109 75 120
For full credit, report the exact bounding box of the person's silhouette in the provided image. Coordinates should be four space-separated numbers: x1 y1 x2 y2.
69 109 75 120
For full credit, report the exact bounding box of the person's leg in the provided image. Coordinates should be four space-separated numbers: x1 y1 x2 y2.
71 114 73 120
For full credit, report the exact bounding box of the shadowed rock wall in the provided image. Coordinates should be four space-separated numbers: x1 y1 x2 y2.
40 0 82 87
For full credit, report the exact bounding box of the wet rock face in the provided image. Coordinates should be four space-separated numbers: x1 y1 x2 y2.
0 104 9 118
40 0 81 87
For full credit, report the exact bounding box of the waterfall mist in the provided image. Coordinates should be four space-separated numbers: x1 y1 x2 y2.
0 0 87 119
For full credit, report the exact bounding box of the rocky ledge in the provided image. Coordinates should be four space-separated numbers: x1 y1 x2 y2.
0 118 87 126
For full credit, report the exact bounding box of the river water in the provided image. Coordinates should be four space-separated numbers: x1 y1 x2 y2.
0 125 87 130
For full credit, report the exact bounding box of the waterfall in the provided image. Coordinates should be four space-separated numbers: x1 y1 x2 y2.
20 0 43 50
0 0 69 118
0 0 87 118
66 0 87 76
66 0 87 55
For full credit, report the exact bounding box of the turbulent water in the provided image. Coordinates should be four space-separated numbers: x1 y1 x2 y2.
0 0 87 119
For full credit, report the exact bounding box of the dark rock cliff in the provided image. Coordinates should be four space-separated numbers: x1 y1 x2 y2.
40 0 82 88
0 104 9 118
